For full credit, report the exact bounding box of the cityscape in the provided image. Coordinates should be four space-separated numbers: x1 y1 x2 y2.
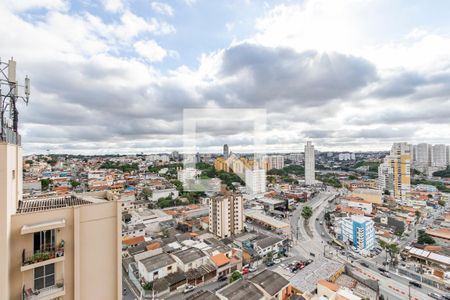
1 1 450 300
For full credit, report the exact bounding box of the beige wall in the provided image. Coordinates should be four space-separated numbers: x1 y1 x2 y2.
9 200 122 300
0 143 22 300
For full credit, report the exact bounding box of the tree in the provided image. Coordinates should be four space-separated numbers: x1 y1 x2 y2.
394 229 404 238
383 190 390 196
142 282 153 291
140 188 153 201
379 295 385 300
70 180 80 188
417 230 435 245
438 199 446 207
229 270 242 283
415 210 421 219
301 206 313 220
41 178 52 191
378 240 389 262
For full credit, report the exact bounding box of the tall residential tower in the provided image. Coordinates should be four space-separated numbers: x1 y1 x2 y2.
304 141 315 185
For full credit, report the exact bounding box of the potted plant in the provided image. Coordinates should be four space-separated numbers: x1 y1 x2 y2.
56 282 64 288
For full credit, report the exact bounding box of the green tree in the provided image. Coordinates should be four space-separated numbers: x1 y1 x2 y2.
70 180 80 188
301 206 313 220
140 188 153 201
438 199 446 207
25 159 33 165
142 282 153 290
229 270 242 283
41 178 52 191
417 230 435 245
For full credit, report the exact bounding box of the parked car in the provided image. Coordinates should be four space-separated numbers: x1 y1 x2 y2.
359 261 369 268
409 281 422 288
273 258 281 264
183 285 196 294
265 261 275 267
378 267 387 272
427 292 442 299
249 266 257 273
218 275 227 282
380 271 391 278
242 267 250 275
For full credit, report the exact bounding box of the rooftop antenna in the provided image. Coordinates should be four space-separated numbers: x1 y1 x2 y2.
0 57 30 144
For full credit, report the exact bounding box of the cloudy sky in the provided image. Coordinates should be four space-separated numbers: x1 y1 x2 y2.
1 0 450 154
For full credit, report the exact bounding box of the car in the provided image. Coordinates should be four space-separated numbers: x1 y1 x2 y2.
122 288 127 295
359 261 369 268
265 261 275 267
409 281 422 288
316 217 319 221
249 266 257 273
378 267 387 272
382 261 389 266
427 292 442 300
218 275 227 281
183 285 196 294
273 258 281 264
380 271 391 278
242 268 250 275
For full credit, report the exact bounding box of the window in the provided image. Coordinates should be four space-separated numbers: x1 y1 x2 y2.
153 271 159 276
33 230 56 253
12 170 16 179
34 264 55 290
167 266 172 271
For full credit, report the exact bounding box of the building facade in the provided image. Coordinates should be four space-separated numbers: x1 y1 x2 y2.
304 141 315 185
337 215 375 251
208 193 244 238
245 169 266 195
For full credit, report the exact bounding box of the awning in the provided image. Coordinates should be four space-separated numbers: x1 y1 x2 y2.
21 219 66 235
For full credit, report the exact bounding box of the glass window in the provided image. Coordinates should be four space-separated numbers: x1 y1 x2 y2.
34 263 55 290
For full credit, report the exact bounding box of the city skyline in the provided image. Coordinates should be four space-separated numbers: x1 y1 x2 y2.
0 0 449 154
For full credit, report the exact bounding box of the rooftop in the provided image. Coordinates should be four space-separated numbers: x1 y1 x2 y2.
17 194 94 213
217 279 264 300
172 247 206 264
249 269 289 296
139 253 175 273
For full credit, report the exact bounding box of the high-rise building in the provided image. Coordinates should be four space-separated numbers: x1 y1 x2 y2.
304 141 315 185
208 193 243 238
416 143 431 166
378 152 411 199
390 142 411 156
245 169 266 195
336 215 375 251
268 155 284 169
223 144 229 159
447 146 450 166
432 144 447 167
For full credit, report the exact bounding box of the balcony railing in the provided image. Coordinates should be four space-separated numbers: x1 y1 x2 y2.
22 279 64 300
22 247 65 267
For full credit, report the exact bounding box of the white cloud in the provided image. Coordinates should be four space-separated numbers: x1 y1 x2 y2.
134 39 168 62
151 2 174 16
1 0 69 12
101 0 125 13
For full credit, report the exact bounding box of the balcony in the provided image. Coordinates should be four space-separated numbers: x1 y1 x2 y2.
21 246 65 272
22 280 65 300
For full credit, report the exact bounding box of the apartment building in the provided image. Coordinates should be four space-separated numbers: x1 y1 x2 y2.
245 169 266 195
304 141 315 185
208 193 244 238
336 215 375 251
378 153 411 200
268 155 285 170
1 132 122 300
432 144 447 167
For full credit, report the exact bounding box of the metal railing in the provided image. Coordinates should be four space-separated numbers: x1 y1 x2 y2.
22 247 65 267
22 279 64 300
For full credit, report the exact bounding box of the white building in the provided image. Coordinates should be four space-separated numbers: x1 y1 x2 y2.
432 144 447 167
343 199 373 214
245 169 266 195
304 141 315 185
177 167 201 183
209 193 244 238
268 155 285 169
137 253 178 283
336 215 375 251
151 188 179 202
416 143 431 166
338 153 355 161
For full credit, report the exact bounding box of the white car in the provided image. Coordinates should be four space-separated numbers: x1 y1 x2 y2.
273 258 281 264
183 285 195 294
249 266 257 272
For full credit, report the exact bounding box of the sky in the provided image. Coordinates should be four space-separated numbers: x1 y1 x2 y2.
1 0 450 154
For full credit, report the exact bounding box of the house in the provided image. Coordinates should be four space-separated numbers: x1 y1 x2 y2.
171 247 209 272
249 269 292 300
217 279 265 300
171 247 216 285
254 236 285 257
137 253 178 283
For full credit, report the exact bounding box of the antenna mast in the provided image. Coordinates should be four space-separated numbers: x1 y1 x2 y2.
0 57 30 145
